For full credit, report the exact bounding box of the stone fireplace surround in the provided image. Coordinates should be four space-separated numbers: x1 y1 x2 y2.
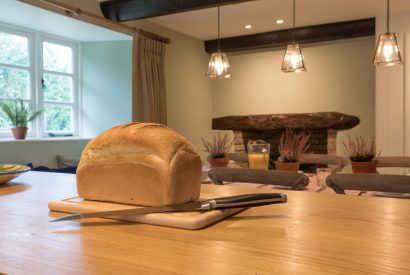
212 112 360 158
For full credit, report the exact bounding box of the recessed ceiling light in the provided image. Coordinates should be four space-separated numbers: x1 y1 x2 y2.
244 24 252 29
276 19 285 24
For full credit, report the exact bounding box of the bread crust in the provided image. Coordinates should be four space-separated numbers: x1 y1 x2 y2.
76 123 202 206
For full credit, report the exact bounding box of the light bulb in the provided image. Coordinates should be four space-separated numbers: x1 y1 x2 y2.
290 53 300 68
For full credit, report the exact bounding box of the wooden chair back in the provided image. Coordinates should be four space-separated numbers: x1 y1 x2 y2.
208 167 309 190
326 173 410 194
377 156 410 168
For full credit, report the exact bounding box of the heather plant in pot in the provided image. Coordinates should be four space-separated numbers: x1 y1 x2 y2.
201 133 232 167
343 134 380 173
276 128 310 172
1 99 43 139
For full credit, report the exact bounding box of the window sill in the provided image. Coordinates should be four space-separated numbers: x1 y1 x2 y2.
0 137 91 143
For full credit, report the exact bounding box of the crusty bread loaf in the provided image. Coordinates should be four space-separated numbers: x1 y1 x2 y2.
76 123 202 206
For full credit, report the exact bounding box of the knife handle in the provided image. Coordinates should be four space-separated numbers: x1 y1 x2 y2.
200 193 287 210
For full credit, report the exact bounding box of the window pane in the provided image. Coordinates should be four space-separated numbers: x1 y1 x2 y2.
0 32 29 66
43 73 72 103
0 67 30 99
44 105 72 132
43 42 73 73
0 110 12 131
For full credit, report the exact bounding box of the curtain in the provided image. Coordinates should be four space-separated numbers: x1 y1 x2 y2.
132 34 167 124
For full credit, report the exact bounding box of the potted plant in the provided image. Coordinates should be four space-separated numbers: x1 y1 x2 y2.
201 133 232 167
343 134 380 173
275 128 310 172
1 99 43 140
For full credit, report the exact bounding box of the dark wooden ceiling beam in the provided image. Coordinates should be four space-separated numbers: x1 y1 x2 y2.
100 0 255 22
204 18 375 53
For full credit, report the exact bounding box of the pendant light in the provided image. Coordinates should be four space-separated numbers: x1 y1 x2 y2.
281 0 306 73
206 0 232 78
374 0 403 66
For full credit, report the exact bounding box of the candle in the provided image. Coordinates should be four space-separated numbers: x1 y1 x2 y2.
248 153 269 170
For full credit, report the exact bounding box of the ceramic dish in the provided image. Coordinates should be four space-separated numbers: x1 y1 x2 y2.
0 164 31 184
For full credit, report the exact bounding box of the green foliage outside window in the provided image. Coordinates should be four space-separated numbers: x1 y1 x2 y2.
0 32 28 66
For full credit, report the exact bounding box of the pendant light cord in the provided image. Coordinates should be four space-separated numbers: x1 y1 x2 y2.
387 0 390 33
217 0 221 51
293 0 296 42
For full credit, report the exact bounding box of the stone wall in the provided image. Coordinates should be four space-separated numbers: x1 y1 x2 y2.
233 129 337 158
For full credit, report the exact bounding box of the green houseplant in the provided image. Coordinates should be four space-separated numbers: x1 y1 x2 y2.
1 99 43 139
343 134 380 173
275 128 310 171
201 133 232 167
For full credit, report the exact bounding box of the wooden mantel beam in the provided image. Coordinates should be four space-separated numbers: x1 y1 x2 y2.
205 18 375 53
100 0 255 22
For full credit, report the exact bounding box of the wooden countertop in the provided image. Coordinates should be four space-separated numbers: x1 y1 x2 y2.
1 171 409 274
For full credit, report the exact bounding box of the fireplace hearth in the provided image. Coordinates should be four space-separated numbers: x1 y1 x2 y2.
212 112 360 157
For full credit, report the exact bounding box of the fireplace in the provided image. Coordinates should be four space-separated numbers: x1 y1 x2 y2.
212 112 360 158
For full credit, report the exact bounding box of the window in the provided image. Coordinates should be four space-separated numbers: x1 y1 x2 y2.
0 28 32 134
0 23 79 138
42 40 77 135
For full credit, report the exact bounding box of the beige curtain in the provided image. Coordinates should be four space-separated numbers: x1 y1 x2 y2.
132 34 167 124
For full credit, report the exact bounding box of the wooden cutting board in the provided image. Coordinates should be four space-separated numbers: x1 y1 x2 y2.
48 195 245 230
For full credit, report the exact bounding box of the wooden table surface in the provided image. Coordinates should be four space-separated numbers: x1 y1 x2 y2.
1 171 409 274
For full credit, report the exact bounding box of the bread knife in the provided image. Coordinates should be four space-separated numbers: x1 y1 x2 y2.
50 193 287 222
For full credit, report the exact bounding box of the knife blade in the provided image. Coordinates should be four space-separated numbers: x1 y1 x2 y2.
51 193 287 222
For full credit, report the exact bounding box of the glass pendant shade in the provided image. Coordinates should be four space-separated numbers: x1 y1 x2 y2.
281 43 306 73
206 51 232 78
373 32 403 66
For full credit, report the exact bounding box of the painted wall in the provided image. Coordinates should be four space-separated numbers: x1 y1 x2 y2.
81 40 132 137
0 138 89 167
375 12 409 157
374 12 410 174
213 37 376 159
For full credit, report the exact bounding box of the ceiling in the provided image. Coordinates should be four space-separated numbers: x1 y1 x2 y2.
0 0 130 41
145 0 410 40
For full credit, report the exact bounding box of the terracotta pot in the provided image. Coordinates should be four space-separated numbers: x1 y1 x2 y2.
275 161 300 172
11 127 28 140
209 157 230 168
351 160 378 173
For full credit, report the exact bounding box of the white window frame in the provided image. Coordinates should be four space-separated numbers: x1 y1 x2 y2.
39 36 79 137
0 22 80 139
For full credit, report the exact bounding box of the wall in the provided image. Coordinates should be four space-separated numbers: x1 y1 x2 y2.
213 37 376 159
81 40 132 137
374 12 410 174
0 138 89 167
375 12 410 158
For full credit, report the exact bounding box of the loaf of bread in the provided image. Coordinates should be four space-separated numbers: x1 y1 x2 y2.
76 123 202 206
